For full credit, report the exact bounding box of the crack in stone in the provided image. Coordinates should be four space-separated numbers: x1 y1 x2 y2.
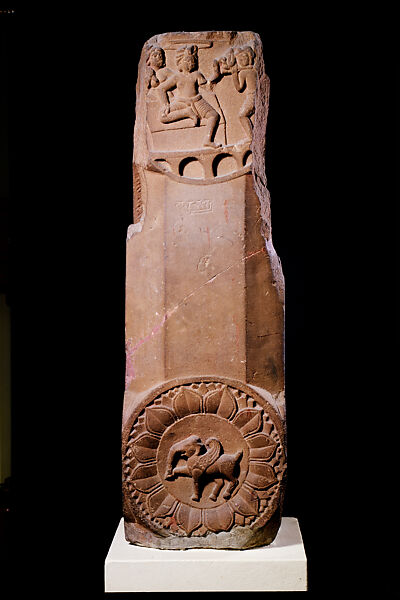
125 246 266 387
256 332 280 338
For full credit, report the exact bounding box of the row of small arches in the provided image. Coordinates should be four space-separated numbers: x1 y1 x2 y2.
155 150 252 180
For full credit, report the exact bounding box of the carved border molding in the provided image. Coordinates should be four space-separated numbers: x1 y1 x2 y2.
147 143 252 185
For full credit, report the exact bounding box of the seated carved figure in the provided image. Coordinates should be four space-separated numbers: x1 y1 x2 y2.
157 45 221 148
164 434 242 502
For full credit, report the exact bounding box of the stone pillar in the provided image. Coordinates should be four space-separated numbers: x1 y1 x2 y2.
122 31 286 550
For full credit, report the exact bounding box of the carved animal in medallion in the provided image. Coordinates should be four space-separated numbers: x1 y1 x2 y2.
164 434 243 502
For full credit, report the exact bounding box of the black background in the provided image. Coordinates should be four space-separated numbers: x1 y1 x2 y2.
1 6 395 598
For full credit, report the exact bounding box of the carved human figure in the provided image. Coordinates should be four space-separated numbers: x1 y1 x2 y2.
145 45 173 89
231 46 257 141
164 434 242 502
210 48 237 84
157 45 221 148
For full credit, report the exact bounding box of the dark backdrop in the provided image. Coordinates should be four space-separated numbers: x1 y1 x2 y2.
2 6 394 597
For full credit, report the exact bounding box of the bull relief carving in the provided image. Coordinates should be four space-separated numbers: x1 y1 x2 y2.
123 31 286 550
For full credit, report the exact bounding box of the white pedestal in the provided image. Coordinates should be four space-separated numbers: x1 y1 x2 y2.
105 517 307 592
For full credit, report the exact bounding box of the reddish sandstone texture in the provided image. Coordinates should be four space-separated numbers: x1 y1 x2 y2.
122 31 286 549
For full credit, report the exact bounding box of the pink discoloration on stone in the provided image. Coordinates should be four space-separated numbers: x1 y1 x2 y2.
125 313 168 388
233 314 240 355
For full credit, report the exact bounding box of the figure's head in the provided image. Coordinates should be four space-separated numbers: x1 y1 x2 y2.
146 45 165 70
176 44 198 73
235 45 255 68
219 48 236 72
181 435 202 457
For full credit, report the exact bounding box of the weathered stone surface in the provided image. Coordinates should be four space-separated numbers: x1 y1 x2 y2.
122 31 286 549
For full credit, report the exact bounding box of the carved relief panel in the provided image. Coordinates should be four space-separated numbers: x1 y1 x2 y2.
144 37 257 184
123 379 286 548
123 31 286 550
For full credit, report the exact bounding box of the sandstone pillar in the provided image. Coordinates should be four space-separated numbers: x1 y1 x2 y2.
122 31 286 549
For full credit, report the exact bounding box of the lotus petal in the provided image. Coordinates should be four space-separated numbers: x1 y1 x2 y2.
204 386 237 419
257 489 273 499
147 487 177 517
247 462 277 490
175 503 202 535
130 463 159 492
133 434 159 463
218 387 238 419
232 409 262 437
145 406 175 436
229 485 259 516
203 389 220 414
204 503 234 533
247 434 277 460
234 512 245 526
173 388 202 418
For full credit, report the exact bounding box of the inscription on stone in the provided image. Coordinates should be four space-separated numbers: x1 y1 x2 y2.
175 199 213 214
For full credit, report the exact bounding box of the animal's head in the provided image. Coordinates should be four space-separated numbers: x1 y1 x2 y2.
179 435 202 457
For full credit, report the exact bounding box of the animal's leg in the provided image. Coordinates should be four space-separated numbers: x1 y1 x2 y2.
192 479 200 502
209 479 224 501
191 469 202 501
223 478 238 499
171 464 190 477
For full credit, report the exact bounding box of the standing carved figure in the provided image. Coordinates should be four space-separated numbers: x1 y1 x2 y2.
157 45 221 148
231 46 257 141
145 45 173 89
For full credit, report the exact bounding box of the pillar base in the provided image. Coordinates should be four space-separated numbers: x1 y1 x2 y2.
105 517 307 592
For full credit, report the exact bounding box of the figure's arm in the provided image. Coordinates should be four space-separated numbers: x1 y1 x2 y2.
197 71 207 86
150 73 159 88
212 49 236 81
145 66 158 89
198 71 215 92
210 59 221 83
231 65 245 92
158 74 177 109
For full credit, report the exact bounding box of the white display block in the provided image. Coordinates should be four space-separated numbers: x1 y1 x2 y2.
105 517 307 592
